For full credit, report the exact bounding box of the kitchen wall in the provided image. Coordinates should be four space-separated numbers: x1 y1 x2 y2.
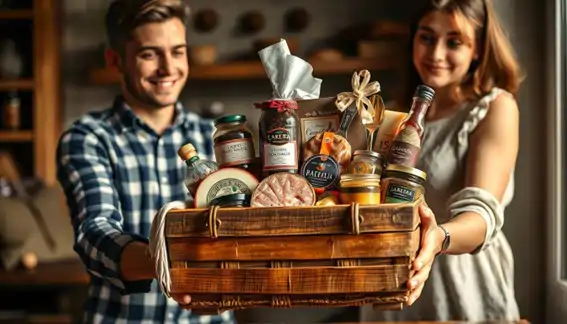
61 0 546 323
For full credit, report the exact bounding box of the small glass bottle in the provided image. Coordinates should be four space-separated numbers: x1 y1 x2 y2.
387 85 435 167
213 114 257 173
2 91 20 130
177 143 219 197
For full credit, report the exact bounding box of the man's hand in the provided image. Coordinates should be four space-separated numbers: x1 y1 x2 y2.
171 294 191 306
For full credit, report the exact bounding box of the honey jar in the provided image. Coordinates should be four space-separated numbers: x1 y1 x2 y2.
381 164 427 204
339 174 381 205
346 150 384 175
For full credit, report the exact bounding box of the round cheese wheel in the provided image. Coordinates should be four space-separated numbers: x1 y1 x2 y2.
194 168 259 208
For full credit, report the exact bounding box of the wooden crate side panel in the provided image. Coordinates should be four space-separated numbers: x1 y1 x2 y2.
165 202 419 238
169 266 410 294
184 292 407 314
167 229 421 262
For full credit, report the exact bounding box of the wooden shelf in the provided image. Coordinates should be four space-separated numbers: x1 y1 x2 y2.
0 131 33 142
90 58 402 84
0 79 34 91
0 260 89 286
0 10 34 20
0 314 72 324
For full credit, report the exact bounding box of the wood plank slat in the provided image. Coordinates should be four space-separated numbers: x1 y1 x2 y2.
166 201 420 238
169 266 409 294
167 228 420 261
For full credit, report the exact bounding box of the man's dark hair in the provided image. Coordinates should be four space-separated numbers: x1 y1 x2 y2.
105 0 190 53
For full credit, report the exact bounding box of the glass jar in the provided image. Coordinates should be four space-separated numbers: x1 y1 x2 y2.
209 193 251 208
213 115 257 174
257 100 300 179
346 150 384 175
381 164 427 204
339 174 381 205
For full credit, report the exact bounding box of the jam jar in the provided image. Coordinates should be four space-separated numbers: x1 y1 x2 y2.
381 164 427 204
257 100 300 178
346 150 384 175
213 115 257 174
339 174 381 205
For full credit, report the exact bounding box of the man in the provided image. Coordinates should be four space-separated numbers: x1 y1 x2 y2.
56 0 234 323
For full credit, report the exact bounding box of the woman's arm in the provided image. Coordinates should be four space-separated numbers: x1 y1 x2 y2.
441 93 520 254
407 93 519 305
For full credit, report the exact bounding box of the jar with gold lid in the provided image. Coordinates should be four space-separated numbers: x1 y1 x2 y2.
339 174 381 205
346 150 384 175
381 164 427 204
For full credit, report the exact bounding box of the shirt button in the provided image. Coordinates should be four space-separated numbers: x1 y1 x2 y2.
168 313 174 319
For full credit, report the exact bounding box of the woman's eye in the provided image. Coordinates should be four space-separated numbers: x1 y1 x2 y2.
418 34 434 45
447 39 464 48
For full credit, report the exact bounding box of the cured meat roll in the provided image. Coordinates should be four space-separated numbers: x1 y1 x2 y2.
251 173 316 207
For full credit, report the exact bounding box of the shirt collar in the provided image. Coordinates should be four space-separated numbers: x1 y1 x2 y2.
110 95 191 134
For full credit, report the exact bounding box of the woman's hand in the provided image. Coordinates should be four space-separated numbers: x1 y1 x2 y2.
407 204 446 306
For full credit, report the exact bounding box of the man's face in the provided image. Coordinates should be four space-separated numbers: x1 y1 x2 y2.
114 18 189 110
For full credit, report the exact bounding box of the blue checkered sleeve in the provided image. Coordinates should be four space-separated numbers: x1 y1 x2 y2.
56 124 152 295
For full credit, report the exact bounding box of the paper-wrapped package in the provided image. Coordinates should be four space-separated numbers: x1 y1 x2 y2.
255 39 322 178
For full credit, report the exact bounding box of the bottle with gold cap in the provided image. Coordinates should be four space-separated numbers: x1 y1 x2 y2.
177 143 219 197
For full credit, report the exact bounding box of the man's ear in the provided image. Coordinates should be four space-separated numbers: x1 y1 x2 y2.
104 47 123 72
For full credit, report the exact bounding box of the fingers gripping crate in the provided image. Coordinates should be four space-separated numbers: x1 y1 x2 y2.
150 200 421 315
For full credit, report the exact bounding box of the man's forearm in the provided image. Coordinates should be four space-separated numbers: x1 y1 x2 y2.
120 241 155 282
441 212 487 255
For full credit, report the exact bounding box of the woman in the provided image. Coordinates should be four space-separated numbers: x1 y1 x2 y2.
363 0 523 321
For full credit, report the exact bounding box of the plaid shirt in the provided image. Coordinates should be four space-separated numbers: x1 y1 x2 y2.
56 96 235 324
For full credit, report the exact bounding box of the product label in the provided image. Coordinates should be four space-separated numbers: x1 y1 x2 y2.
214 139 255 167
388 141 420 167
206 178 252 202
262 127 297 170
300 154 340 189
384 183 416 204
266 127 292 145
376 134 395 156
262 142 297 170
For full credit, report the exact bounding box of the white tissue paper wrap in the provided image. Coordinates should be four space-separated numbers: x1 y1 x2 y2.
446 186 505 253
258 39 322 100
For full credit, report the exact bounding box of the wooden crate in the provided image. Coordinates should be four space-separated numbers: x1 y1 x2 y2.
163 199 421 314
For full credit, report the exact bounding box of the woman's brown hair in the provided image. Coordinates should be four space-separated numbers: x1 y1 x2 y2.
403 0 523 106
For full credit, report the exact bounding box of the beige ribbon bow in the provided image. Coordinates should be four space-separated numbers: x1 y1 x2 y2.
335 70 381 125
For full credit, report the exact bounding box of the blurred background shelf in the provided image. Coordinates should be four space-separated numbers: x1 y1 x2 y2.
0 10 34 20
90 58 402 84
0 131 33 142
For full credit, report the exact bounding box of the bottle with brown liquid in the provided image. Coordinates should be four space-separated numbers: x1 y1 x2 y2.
177 143 219 197
387 85 435 167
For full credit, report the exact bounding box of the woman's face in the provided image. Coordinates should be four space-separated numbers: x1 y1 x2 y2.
412 11 477 90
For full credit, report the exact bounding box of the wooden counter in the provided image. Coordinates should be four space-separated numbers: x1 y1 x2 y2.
0 259 89 286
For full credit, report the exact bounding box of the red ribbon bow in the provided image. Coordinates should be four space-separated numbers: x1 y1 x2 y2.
254 100 298 113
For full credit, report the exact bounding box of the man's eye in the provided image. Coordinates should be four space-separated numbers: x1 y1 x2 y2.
140 52 155 59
